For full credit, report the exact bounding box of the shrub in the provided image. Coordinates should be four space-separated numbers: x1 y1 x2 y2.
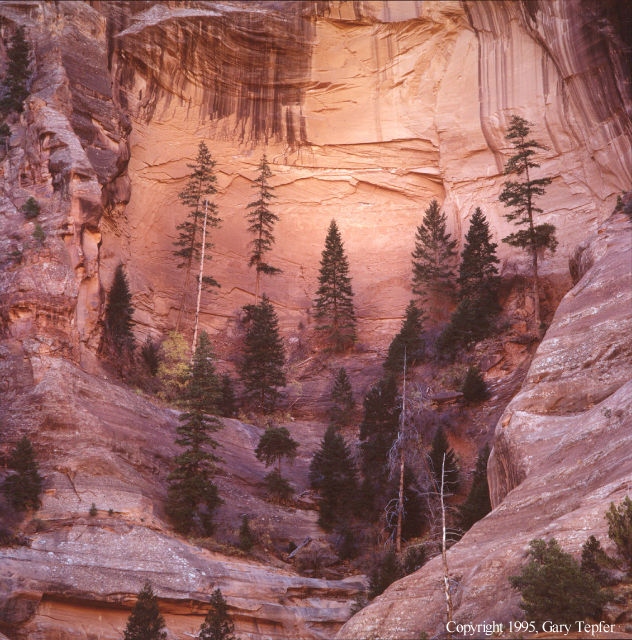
22 196 40 219
368 548 403 599
32 222 45 243
403 544 427 575
263 470 293 503
238 515 255 552
461 365 488 402
89 503 98 517
606 495 632 567
2 436 43 512
141 337 160 376
509 538 607 624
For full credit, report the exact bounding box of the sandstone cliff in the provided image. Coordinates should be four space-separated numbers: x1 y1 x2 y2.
0 1 631 639
337 210 632 638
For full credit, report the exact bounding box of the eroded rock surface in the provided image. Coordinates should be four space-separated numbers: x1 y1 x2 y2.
337 212 632 639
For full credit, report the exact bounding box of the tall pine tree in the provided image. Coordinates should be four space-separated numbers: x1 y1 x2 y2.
309 425 358 531
246 154 281 303
239 295 286 411
2 436 43 512
329 367 354 428
384 301 425 372
0 26 30 115
359 375 400 518
123 582 167 640
101 263 135 364
411 200 457 306
499 115 557 334
457 444 491 533
199 588 237 640
314 220 356 352
166 331 223 535
173 142 221 338
439 208 500 352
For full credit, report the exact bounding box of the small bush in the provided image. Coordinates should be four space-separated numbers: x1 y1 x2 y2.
32 222 45 243
461 366 489 403
89 503 98 517
606 495 632 567
22 197 40 219
238 515 255 552
368 548 403 599
263 470 293 503
403 544 427 575
141 337 160 376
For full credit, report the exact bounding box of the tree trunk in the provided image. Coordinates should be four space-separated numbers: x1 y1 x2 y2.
191 200 208 355
532 248 542 336
441 453 454 632
395 352 406 554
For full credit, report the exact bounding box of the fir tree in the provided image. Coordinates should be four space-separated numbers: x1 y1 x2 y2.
101 263 135 361
605 495 632 566
581 535 613 586
499 116 557 333
384 301 425 372
411 199 457 304
123 581 167 640
2 436 43 512
239 295 286 411
238 515 255 552
199 588 237 640
314 220 356 351
329 367 354 428
246 154 281 302
166 331 223 535
309 425 359 531
509 538 607 624
218 373 238 417
358 375 400 517
461 365 489 403
173 142 221 336
457 444 491 532
255 426 298 502
0 26 30 115
429 426 459 493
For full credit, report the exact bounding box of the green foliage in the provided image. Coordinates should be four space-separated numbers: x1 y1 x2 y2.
309 425 358 531
581 535 614 586
358 375 400 517
173 141 221 321
2 436 43 512
313 219 356 351
499 116 557 328
246 154 281 291
238 515 255 552
102 264 135 359
606 495 632 566
199 588 237 640
368 548 403 599
240 295 286 411
123 581 167 640
255 426 298 474
411 199 457 302
461 366 488 403
402 544 427 576
0 26 30 115
32 222 45 243
141 337 160 376
329 367 354 428
509 538 607 624
457 445 491 532
263 469 294 502
21 196 40 219
156 332 190 402
384 300 425 372
166 331 223 536
429 426 460 493
218 373 238 417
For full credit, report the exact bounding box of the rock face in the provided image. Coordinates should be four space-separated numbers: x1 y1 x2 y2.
337 211 632 639
0 356 364 639
0 1 631 639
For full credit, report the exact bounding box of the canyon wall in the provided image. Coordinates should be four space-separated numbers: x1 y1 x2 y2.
337 209 632 639
0 1 631 638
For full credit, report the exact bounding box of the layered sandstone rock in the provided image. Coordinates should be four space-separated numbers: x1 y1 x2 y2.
337 211 632 639
0 357 364 639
